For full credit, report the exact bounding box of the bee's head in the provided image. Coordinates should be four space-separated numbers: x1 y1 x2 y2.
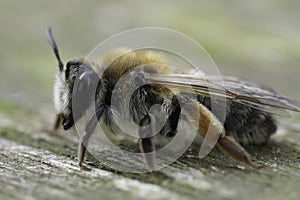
53 60 82 130
46 27 99 130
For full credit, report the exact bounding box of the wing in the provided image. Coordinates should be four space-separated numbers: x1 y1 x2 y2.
147 73 300 116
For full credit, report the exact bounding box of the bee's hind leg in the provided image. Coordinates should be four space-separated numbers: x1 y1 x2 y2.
185 100 264 169
217 136 264 169
78 104 106 170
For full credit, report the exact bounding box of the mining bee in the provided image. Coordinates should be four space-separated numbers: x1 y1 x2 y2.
45 27 300 171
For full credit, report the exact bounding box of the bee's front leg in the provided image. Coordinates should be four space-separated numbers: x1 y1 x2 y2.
78 104 106 170
41 113 63 135
53 113 63 132
138 115 157 172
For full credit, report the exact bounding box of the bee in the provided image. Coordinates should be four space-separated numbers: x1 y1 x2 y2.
45 27 300 171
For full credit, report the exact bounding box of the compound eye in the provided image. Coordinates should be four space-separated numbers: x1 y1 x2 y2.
72 66 99 121
78 71 93 91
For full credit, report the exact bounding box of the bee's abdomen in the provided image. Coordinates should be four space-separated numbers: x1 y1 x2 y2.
225 104 277 146
198 96 277 146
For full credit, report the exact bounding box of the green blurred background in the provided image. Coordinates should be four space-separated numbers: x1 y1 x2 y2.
0 0 300 113
0 2 300 199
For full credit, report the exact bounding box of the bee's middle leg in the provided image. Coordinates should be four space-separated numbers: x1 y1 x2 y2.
139 115 157 172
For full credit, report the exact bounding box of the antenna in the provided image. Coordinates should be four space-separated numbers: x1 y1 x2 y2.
45 27 64 72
